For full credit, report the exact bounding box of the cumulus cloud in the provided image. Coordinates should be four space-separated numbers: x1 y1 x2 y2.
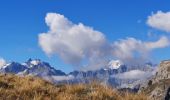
147 11 170 32
0 58 6 68
39 13 111 67
145 36 170 49
39 13 170 70
112 36 170 65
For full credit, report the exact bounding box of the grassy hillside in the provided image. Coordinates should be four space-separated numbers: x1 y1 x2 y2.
0 74 148 100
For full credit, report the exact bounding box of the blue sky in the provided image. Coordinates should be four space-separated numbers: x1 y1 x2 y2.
0 0 170 73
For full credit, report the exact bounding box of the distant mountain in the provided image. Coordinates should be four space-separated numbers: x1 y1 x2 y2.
0 58 66 77
0 59 156 89
64 60 156 89
0 62 27 74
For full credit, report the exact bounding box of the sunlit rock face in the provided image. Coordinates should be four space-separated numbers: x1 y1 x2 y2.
139 60 170 100
154 60 170 82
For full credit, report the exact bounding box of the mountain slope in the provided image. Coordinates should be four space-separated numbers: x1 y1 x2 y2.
0 62 27 73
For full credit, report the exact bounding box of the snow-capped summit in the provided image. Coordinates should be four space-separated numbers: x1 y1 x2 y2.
108 60 123 69
24 58 66 76
30 60 41 66
25 58 41 67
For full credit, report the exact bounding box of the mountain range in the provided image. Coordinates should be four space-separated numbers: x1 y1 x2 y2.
0 58 156 89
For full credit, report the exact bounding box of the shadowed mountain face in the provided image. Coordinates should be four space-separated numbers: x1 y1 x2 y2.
0 59 156 89
0 62 27 74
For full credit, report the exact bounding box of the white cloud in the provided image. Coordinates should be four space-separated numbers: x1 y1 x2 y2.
39 13 170 70
114 70 153 80
147 11 170 32
39 13 111 67
112 36 170 65
145 36 170 49
51 75 74 81
0 58 6 68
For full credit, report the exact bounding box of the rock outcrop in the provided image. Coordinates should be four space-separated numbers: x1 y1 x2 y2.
139 60 170 100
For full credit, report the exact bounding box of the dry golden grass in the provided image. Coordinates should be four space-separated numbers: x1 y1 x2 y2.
0 74 148 100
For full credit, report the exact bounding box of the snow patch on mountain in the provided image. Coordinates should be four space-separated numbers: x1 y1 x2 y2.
108 60 123 69
30 60 40 66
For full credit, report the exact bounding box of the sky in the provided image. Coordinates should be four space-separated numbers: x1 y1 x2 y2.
0 0 170 73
